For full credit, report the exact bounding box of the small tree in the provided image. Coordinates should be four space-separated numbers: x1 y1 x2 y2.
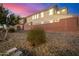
9 14 20 26
0 4 10 40
27 27 46 47
0 4 21 40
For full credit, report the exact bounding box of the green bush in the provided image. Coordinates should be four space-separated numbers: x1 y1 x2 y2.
27 27 46 47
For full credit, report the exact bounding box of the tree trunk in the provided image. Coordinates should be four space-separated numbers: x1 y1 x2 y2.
0 25 9 41
3 29 8 40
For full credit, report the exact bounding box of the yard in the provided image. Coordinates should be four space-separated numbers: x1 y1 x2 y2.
0 31 79 56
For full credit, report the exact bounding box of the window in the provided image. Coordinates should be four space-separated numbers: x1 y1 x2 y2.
57 11 60 14
41 21 44 24
49 9 54 15
32 14 39 20
37 14 39 19
35 15 37 19
32 16 34 19
41 12 44 17
49 20 53 23
61 9 66 12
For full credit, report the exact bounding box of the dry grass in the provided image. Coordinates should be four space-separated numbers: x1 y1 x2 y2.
0 32 79 56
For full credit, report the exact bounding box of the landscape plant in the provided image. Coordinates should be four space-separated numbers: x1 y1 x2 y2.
27 27 46 47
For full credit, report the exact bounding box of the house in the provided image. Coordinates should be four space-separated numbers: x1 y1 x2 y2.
26 5 70 25
20 5 79 32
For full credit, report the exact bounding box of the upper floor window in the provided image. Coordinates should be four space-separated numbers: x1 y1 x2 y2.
61 9 66 12
32 14 39 20
49 9 54 15
32 16 34 19
37 14 39 19
41 12 44 17
57 11 60 14
35 15 37 19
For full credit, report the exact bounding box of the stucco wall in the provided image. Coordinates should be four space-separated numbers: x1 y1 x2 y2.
24 16 79 32
27 15 73 25
26 8 68 25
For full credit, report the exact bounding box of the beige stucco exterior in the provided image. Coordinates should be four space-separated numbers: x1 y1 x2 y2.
26 7 73 25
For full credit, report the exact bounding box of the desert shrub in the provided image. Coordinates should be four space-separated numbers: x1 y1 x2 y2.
8 28 15 33
27 27 46 47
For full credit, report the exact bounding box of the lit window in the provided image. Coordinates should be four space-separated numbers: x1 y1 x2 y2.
41 21 44 24
37 14 39 19
49 20 53 23
41 12 44 17
49 9 54 15
32 16 34 19
57 11 60 14
35 15 37 19
62 9 66 12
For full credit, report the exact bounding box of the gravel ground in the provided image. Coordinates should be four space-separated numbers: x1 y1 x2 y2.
0 32 79 56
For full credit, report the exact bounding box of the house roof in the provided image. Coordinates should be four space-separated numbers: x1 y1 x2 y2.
26 5 67 18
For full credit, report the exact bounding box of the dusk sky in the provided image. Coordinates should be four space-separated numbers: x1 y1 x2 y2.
3 3 79 17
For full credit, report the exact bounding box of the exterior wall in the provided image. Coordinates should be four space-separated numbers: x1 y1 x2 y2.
26 8 68 25
24 16 79 32
20 6 79 32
